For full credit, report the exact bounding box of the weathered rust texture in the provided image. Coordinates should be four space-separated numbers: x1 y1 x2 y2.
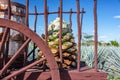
25 0 29 27
76 0 81 72
81 8 84 27
0 0 107 80
44 0 48 43
23 0 29 66
3 0 11 66
69 8 72 31
33 6 37 61
94 0 98 71
29 11 85 15
59 0 63 65
0 38 31 76
11 68 107 80
0 28 9 51
0 18 60 80
2 58 46 80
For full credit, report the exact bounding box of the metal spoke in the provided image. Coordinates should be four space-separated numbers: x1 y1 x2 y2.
2 57 46 80
0 27 9 52
0 38 31 75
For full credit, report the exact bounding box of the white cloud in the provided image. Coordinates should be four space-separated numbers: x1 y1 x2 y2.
113 16 120 19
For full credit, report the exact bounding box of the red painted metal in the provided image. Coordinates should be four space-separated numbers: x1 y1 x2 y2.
81 8 84 27
2 58 46 80
94 0 98 72
3 0 11 66
0 27 9 68
0 28 9 51
58 7 60 17
34 6 37 33
76 0 81 72
33 6 37 61
8 0 11 19
11 68 107 80
69 8 72 31
0 38 31 76
23 0 29 66
59 0 63 65
44 0 48 43
0 18 60 80
27 6 38 61
0 0 108 80
27 46 37 58
29 11 85 15
25 0 29 27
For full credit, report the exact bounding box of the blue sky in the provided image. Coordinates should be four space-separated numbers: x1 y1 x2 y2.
12 0 120 42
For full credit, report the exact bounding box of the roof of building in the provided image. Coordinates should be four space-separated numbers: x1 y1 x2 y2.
11 2 25 9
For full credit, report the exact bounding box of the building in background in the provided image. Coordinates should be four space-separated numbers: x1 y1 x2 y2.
0 1 25 68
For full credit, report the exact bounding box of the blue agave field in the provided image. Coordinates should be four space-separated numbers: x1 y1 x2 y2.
81 46 120 79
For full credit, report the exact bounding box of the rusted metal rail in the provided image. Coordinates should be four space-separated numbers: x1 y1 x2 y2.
94 0 98 72
0 0 107 80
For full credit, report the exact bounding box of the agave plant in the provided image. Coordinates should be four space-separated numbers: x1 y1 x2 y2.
81 46 120 78
38 17 77 69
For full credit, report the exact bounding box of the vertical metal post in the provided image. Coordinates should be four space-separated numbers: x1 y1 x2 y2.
25 0 29 27
58 7 60 17
33 6 37 61
76 0 81 71
24 0 29 66
34 6 37 33
43 0 48 71
44 0 48 43
8 0 11 19
3 0 11 65
59 0 63 65
94 0 98 72
69 8 72 32
81 8 84 27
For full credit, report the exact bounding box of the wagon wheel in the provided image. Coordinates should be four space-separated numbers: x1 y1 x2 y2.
0 18 60 80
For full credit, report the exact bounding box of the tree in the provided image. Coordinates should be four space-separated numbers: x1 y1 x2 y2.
110 40 119 47
82 33 94 46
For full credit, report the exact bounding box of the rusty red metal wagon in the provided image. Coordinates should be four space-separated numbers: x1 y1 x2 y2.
0 0 107 80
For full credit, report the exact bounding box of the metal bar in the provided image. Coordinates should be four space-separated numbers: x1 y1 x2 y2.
81 8 84 28
23 0 29 66
69 8 72 32
29 11 85 15
59 0 63 65
8 0 11 19
58 7 60 17
76 0 81 72
2 57 46 80
44 0 48 43
32 6 38 61
33 43 36 61
25 0 29 27
93 0 98 72
3 0 11 66
43 0 49 71
34 6 37 33
0 38 31 76
0 28 9 52
27 46 37 58
0 28 8 68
